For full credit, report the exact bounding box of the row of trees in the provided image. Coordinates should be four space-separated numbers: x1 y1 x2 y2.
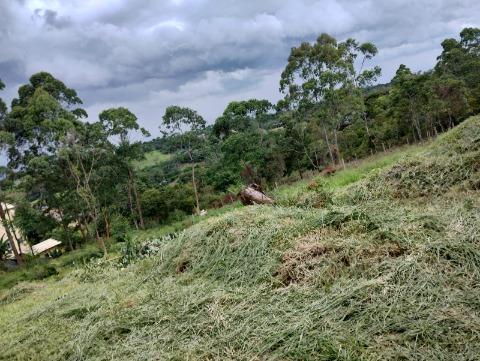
0 28 478 263
141 28 479 196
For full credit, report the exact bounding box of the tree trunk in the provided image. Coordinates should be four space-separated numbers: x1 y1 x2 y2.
65 224 74 251
65 150 107 256
4 205 22 251
79 220 88 243
192 164 200 215
103 210 110 239
322 125 335 165
413 115 423 141
333 129 342 167
132 180 144 230
127 180 139 230
59 212 74 251
447 111 454 129
0 203 23 265
96 227 107 257
238 185 274 205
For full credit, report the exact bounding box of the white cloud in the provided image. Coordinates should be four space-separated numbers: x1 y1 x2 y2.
1 0 479 136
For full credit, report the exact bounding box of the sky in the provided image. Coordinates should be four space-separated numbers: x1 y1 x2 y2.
1 0 479 137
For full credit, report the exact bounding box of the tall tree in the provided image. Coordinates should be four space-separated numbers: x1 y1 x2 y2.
59 122 110 255
435 27 480 113
162 106 206 215
2 73 90 256
5 72 87 168
212 99 272 138
279 33 381 164
99 107 150 230
0 80 22 264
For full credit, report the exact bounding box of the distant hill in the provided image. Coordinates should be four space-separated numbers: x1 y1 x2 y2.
364 82 391 97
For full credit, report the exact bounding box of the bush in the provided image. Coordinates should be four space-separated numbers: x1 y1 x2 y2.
110 215 132 243
30 264 58 280
51 227 83 250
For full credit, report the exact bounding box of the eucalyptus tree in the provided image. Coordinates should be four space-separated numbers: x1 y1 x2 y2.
2 73 91 254
59 121 111 255
5 72 87 168
388 65 429 141
212 99 272 138
162 106 206 215
98 107 150 230
0 79 6 123
429 74 469 130
279 33 381 164
435 27 480 114
0 80 23 264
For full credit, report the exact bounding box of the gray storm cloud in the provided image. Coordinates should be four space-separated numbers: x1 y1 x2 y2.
0 0 479 135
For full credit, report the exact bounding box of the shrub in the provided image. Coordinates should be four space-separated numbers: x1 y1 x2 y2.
31 264 58 280
110 215 132 243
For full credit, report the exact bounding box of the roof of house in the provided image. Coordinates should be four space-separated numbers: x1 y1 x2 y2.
31 238 62 255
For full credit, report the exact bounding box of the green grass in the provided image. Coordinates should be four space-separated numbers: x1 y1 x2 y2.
132 150 171 170
0 243 104 291
131 202 241 242
1 116 479 360
272 143 421 207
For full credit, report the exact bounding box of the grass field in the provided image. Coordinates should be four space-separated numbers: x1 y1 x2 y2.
1 116 479 360
132 150 171 170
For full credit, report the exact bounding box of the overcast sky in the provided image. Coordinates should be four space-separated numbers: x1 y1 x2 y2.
1 0 479 137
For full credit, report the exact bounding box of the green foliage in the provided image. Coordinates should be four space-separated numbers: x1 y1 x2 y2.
110 215 132 243
436 27 480 113
280 33 380 112
99 107 150 141
14 201 57 245
141 184 194 223
130 28 480 198
0 243 104 290
212 99 273 138
118 237 140 267
51 226 82 250
5 72 86 168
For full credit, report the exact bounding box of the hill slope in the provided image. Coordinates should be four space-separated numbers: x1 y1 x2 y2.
1 116 480 360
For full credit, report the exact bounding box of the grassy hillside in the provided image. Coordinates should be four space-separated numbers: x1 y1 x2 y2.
133 150 171 170
1 116 479 360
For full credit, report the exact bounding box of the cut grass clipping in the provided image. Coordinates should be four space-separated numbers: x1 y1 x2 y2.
1 115 480 360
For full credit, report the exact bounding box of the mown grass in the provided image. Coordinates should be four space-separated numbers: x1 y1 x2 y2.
0 203 240 292
1 115 479 360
